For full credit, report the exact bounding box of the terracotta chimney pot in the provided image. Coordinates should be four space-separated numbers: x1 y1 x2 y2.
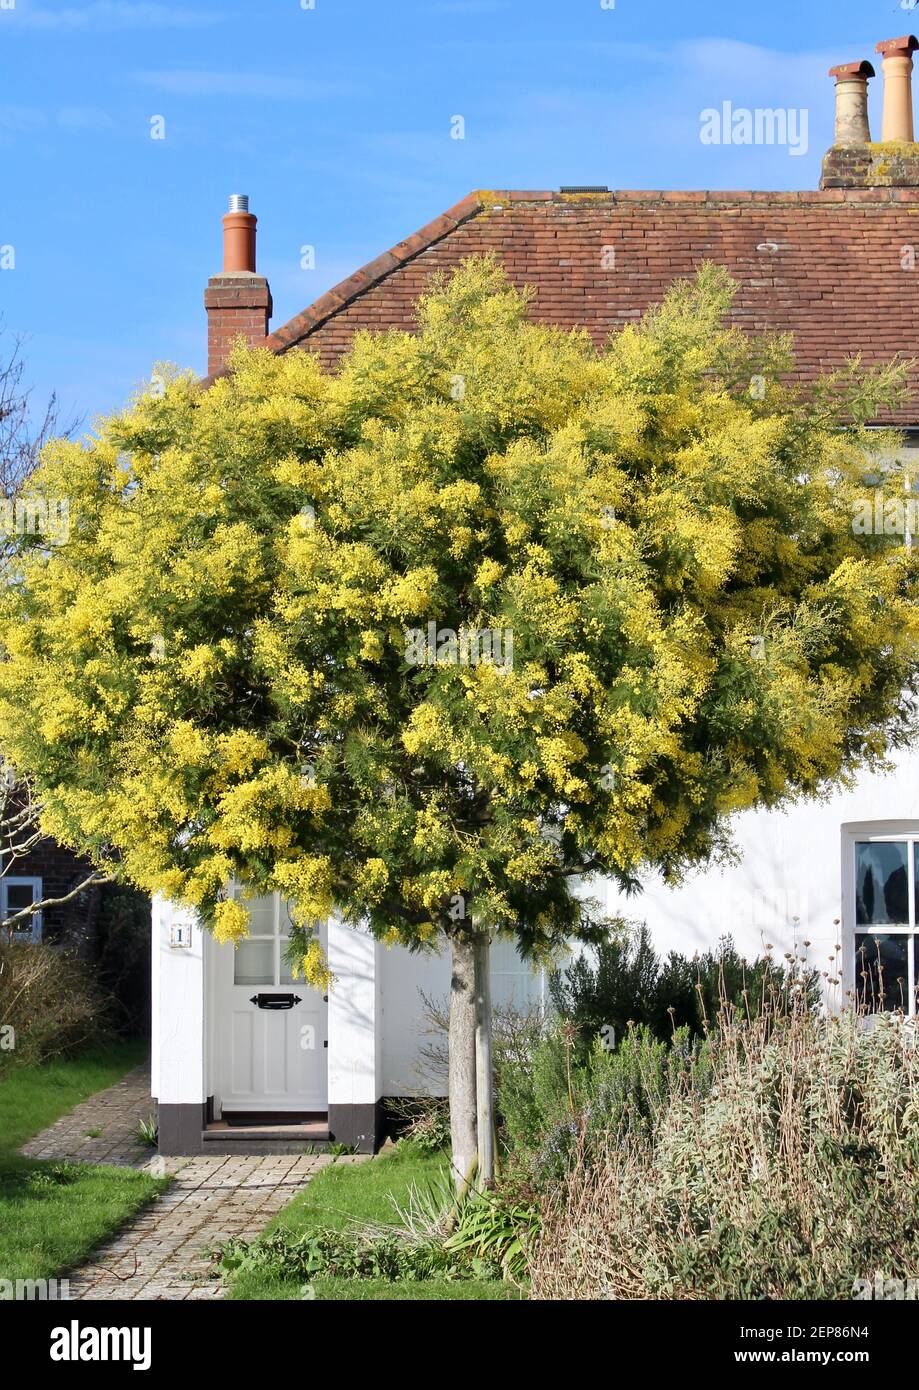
876 35 919 142
828 61 875 145
204 194 272 377
222 193 257 273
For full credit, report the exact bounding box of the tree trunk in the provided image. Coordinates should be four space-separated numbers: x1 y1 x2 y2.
474 933 495 1187
448 932 478 1195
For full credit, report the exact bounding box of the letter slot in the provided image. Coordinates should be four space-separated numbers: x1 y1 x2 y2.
249 993 301 1010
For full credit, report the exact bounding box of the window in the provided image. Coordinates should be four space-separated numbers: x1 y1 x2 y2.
846 830 919 1016
230 891 297 987
1 878 43 943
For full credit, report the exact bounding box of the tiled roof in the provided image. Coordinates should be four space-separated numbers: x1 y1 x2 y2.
266 188 919 426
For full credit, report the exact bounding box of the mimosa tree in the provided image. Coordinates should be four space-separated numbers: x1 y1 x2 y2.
1 258 917 1185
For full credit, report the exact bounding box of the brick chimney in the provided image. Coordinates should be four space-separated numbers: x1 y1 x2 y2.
821 38 919 189
204 195 272 376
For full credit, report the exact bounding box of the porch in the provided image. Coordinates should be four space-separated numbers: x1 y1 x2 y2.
152 896 382 1156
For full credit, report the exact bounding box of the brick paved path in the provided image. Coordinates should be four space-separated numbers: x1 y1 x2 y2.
20 1062 155 1167
67 1152 365 1300
20 1061 369 1299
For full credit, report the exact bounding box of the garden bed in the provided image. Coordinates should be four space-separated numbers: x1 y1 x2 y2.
225 1145 523 1301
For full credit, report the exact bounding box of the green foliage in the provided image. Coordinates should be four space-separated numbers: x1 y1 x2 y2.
550 924 821 1046
135 1115 157 1147
442 1187 540 1282
496 1026 573 1157
19 1161 80 1194
217 1166 537 1286
1 258 916 975
499 1018 712 1182
93 883 152 1036
217 1227 469 1284
530 1009 919 1300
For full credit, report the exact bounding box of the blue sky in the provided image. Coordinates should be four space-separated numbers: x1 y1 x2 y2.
0 0 914 424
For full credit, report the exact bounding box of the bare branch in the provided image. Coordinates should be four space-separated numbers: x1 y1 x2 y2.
1 869 112 941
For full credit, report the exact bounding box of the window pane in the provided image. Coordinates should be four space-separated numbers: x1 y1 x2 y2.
242 895 276 935
6 885 34 911
4 883 36 939
233 939 274 986
855 934 910 1013
855 842 909 925
279 937 298 986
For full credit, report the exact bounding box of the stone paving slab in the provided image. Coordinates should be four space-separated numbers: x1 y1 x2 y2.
19 1059 372 1300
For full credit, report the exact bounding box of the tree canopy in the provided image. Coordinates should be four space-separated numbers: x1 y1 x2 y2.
0 257 917 982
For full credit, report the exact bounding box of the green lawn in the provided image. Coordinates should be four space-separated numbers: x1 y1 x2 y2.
227 1144 523 1301
0 1042 170 1284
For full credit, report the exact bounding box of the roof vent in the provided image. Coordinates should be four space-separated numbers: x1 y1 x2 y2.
559 185 609 193
228 193 250 213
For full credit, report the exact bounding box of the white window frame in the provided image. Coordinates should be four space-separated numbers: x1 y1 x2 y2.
227 886 297 987
842 822 919 1017
1 876 43 943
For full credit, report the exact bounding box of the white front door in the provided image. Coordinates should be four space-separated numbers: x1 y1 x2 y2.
213 893 328 1114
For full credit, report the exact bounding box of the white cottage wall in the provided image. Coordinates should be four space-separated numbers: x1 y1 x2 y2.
379 935 545 1096
602 744 919 1001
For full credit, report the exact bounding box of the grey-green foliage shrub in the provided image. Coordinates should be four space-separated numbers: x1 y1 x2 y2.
530 1010 919 1300
499 1019 712 1181
550 924 820 1048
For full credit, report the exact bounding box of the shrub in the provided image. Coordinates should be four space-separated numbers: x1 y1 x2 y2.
93 884 152 1036
497 1025 573 1158
499 1019 712 1182
529 1006 919 1300
0 940 110 1073
550 923 820 1048
384 1096 451 1153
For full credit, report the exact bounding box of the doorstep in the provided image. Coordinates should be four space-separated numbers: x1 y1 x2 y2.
200 1116 330 1154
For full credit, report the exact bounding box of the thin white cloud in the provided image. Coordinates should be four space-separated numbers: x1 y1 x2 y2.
430 1 511 11
678 37 839 91
0 104 113 134
0 105 46 135
13 2 225 29
130 69 349 100
58 106 115 132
